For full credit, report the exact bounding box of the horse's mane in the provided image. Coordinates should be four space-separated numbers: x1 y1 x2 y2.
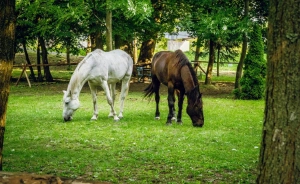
173 50 199 86
67 51 96 96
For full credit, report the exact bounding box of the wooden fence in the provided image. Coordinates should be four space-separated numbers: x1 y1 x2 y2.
13 63 79 87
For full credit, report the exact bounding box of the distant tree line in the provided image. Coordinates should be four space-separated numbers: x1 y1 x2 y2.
15 0 268 90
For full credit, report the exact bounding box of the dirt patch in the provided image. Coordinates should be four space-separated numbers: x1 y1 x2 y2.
0 172 109 184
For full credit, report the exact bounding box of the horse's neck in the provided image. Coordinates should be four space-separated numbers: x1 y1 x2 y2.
181 65 197 93
67 71 87 99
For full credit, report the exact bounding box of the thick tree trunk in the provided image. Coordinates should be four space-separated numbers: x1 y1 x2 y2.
205 39 215 85
39 37 53 82
138 0 162 63
0 0 16 170
138 39 156 63
257 0 300 183
115 35 133 58
90 30 103 51
22 41 36 82
234 0 249 89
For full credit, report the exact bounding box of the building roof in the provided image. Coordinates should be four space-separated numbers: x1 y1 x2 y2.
164 31 192 40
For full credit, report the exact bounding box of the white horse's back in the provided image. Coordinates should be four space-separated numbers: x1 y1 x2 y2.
78 49 133 84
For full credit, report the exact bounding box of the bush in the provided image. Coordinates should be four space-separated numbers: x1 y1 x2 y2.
235 24 266 100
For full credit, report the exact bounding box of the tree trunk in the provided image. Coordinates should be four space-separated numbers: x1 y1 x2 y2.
106 0 112 51
138 39 156 63
257 0 300 183
66 44 70 70
36 40 43 82
115 35 133 57
194 37 201 62
235 32 247 89
205 39 215 85
133 37 138 63
234 0 249 89
0 0 16 170
87 37 91 54
194 37 202 78
137 0 162 63
39 37 53 82
22 41 36 82
90 30 103 51
216 46 220 77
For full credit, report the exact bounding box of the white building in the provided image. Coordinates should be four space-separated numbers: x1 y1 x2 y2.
164 31 192 52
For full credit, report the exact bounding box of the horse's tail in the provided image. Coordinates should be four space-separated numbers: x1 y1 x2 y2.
144 82 155 98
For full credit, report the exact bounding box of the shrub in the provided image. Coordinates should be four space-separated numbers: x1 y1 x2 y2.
234 24 266 99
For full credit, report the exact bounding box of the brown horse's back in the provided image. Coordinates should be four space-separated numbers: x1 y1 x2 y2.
151 51 183 88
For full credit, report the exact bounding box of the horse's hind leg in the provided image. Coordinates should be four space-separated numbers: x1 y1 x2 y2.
108 83 116 118
101 81 119 121
118 76 131 119
88 82 98 120
171 90 179 121
167 82 176 125
152 76 161 120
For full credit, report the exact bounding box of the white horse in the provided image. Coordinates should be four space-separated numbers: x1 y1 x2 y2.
63 49 133 121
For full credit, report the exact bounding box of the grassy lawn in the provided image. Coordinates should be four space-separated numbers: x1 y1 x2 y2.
3 79 264 183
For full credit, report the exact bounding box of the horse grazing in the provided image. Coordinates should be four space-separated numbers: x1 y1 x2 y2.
63 49 133 122
144 50 204 127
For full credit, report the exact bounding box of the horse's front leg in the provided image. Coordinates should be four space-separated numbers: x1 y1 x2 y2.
88 82 98 120
166 83 176 125
176 90 185 125
101 81 119 121
108 83 117 118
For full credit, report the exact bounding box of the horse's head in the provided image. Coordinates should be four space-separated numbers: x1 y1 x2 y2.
186 89 204 127
62 90 80 121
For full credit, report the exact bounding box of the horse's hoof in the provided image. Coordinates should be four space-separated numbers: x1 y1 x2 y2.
155 117 160 120
171 117 176 121
114 117 120 121
91 115 98 121
177 121 183 125
166 122 172 126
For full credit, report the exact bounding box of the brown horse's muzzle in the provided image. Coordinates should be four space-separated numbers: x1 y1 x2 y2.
192 118 204 127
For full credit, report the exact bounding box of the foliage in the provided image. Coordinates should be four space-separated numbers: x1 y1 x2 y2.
234 24 266 99
4 81 264 183
15 0 153 54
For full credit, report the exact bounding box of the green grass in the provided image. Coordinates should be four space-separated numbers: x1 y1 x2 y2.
3 82 264 183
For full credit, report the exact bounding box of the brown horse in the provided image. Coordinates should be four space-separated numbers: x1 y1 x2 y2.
144 50 204 127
